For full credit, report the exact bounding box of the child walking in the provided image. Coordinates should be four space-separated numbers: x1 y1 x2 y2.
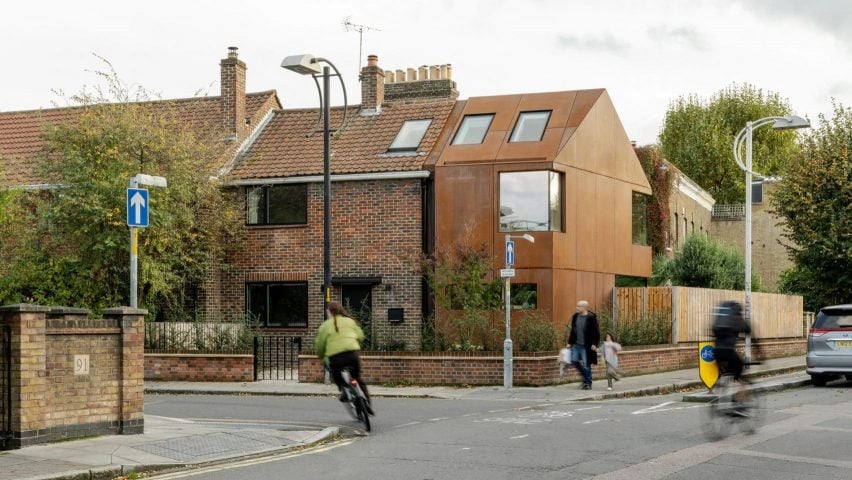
601 333 622 390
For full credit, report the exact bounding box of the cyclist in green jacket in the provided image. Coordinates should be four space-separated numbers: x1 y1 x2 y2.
315 301 372 413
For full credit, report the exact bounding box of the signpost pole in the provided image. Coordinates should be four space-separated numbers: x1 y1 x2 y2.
129 177 139 308
504 235 513 389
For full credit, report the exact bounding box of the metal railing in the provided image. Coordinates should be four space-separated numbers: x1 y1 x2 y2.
253 335 302 381
712 204 745 221
144 322 254 354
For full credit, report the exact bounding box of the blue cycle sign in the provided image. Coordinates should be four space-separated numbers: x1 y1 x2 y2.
700 345 715 362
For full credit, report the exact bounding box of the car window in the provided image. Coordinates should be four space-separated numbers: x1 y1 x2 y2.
814 309 852 328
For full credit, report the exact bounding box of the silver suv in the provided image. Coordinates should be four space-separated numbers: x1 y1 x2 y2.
806 304 852 386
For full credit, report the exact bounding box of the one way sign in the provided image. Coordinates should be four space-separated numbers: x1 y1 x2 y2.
126 188 149 227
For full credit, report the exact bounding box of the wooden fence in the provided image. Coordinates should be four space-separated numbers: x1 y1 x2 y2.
613 287 803 343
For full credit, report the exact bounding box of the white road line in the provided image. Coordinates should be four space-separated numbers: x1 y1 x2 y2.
631 401 676 415
428 417 450 422
146 415 194 423
576 406 603 411
583 418 606 424
510 434 530 439
393 421 421 428
461 413 478 417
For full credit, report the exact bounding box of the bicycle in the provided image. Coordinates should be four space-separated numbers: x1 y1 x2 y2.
339 367 372 432
702 360 765 441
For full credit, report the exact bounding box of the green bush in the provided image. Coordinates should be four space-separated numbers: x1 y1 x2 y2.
566 307 670 348
514 311 558 352
651 234 761 291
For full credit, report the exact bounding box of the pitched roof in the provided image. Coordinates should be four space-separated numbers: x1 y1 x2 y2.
0 91 277 187
226 100 456 180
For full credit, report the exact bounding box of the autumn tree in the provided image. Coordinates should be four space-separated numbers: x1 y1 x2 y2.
0 70 243 318
773 101 852 311
659 84 800 203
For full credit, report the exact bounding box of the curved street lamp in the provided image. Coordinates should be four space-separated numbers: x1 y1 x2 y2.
281 55 348 314
732 115 809 360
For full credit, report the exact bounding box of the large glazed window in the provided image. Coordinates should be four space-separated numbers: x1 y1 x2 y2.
246 282 309 328
388 119 432 152
452 114 495 145
509 111 551 142
499 171 562 232
632 192 650 246
246 184 308 226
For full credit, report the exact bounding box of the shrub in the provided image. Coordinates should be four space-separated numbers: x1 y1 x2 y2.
514 311 558 352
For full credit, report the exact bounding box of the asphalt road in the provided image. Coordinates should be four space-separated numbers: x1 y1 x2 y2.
144 380 852 480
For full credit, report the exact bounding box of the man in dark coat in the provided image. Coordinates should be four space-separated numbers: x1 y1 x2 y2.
568 300 600 389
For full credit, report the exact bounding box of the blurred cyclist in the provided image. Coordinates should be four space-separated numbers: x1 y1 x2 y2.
314 301 373 415
712 300 752 405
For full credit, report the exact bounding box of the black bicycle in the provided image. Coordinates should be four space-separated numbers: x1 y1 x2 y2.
702 361 765 440
340 367 372 432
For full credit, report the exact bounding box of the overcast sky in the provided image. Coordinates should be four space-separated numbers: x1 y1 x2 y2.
2 0 849 144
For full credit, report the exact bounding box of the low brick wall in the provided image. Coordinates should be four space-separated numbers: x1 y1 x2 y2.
1 304 145 449
145 354 253 382
299 339 805 387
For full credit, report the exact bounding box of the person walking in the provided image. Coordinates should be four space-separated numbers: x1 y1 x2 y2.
601 333 622 391
567 300 600 390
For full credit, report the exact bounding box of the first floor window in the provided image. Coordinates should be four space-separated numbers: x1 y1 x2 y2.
632 192 650 246
246 184 308 225
246 282 308 327
499 171 562 232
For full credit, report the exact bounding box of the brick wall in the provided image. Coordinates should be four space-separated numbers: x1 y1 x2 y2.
299 339 805 386
385 79 459 103
0 305 145 449
145 354 253 382
220 47 247 141
214 178 424 350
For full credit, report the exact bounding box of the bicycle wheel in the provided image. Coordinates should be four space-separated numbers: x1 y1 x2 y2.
703 396 732 441
739 389 765 435
343 391 360 421
355 396 371 432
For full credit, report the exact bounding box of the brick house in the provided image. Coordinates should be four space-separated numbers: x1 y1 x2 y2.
2 48 656 350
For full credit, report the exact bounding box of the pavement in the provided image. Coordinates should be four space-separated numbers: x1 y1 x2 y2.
0 355 809 480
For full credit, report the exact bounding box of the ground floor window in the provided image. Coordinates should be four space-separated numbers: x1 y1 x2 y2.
509 283 538 310
246 282 308 328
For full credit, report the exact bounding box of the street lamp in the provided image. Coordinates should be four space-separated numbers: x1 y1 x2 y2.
503 233 535 389
281 55 348 315
732 115 809 360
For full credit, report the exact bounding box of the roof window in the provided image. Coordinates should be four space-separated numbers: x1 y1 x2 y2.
388 119 432 152
509 111 551 142
452 113 494 145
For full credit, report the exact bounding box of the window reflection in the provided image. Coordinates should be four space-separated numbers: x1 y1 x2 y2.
452 114 494 145
499 171 562 232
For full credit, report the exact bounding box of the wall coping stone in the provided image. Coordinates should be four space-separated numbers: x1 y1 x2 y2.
0 303 51 313
48 306 91 315
103 307 148 315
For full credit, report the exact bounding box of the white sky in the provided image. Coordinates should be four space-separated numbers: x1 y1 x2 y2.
2 0 849 145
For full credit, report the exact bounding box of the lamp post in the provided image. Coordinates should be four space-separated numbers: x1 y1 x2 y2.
732 115 809 360
503 233 535 389
281 55 348 315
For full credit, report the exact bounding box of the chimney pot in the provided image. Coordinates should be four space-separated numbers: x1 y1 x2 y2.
395 69 406 82
367 54 378 67
419 65 429 80
227 46 238 59
430 65 440 80
440 64 449 80
445 64 453 80
407 68 417 81
384 70 395 83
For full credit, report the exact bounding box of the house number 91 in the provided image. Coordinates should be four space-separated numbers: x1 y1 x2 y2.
74 355 90 375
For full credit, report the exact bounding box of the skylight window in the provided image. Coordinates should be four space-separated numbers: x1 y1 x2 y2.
388 119 432 152
509 111 551 142
452 114 495 145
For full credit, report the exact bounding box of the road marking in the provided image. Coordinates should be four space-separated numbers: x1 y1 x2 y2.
461 413 478 417
576 406 603 411
428 417 450 422
583 418 606 424
147 415 194 424
150 439 355 479
393 421 421 428
631 401 675 415
511 434 529 439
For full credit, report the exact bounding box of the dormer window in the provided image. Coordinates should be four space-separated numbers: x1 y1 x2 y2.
509 111 551 142
388 119 432 152
452 114 494 145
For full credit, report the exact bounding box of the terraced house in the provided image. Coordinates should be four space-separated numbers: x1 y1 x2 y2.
1 48 653 349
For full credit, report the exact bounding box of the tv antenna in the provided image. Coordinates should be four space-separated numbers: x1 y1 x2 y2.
342 16 381 74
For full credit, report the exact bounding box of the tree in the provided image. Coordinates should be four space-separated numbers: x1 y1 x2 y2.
634 145 672 256
0 69 244 318
772 101 852 311
651 233 761 291
659 84 800 203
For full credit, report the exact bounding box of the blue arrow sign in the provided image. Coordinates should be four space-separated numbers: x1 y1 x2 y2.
127 188 149 227
506 240 515 265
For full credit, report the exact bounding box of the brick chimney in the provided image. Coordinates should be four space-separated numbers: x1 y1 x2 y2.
220 46 247 141
382 61 458 104
360 54 385 115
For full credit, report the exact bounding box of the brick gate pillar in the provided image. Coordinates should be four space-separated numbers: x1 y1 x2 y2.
103 307 146 434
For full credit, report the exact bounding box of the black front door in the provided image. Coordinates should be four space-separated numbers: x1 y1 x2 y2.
342 284 373 348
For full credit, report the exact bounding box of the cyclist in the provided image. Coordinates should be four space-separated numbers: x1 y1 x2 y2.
712 300 752 408
314 301 373 415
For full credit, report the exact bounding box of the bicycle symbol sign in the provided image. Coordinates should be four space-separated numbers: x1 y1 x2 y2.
700 345 715 362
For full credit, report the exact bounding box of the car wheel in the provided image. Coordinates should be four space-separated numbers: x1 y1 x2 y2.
811 374 828 387
845 374 852 382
